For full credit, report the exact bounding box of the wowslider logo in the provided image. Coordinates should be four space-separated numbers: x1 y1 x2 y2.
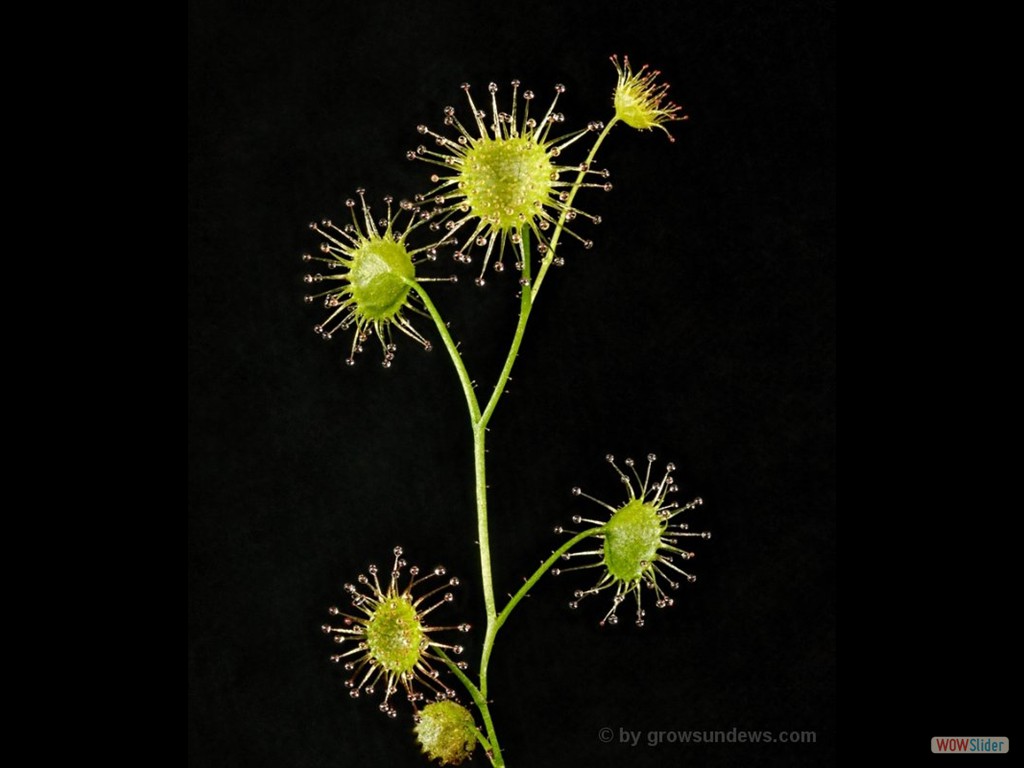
932 737 1009 754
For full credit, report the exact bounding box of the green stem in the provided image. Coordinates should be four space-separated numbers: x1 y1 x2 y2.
436 649 500 762
411 116 618 761
411 277 505 764
472 424 496 625
532 116 619 300
436 527 605 765
494 526 605 633
479 232 533 430
407 280 481 423
476 232 535 704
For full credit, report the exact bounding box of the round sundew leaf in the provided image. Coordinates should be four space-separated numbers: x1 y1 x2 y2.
415 700 478 765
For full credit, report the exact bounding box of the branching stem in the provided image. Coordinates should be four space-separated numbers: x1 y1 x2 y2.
408 121 615 766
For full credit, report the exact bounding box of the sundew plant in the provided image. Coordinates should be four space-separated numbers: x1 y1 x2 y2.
307 55 710 767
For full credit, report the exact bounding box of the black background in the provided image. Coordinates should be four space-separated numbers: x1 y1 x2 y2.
190 1 840 765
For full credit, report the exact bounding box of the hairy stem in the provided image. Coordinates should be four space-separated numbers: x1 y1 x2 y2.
412 279 505 764
532 116 619 300
407 280 481 423
410 119 616 761
479 233 533 430
436 649 500 762
472 425 496 625
494 526 605 633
